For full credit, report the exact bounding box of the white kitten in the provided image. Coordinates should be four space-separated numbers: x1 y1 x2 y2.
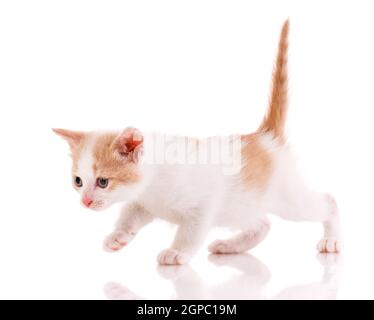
53 20 341 265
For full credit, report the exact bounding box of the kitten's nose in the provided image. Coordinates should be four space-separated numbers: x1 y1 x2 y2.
82 196 93 208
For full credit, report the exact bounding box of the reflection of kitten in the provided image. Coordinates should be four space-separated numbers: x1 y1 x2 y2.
104 253 339 300
53 20 341 265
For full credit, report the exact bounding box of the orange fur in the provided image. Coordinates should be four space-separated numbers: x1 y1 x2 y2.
240 20 289 190
258 19 289 142
92 133 140 191
240 133 272 190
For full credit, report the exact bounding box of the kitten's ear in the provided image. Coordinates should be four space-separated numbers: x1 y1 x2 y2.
113 127 144 163
52 128 85 150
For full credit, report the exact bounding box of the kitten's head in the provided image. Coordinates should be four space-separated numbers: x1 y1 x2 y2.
53 127 145 211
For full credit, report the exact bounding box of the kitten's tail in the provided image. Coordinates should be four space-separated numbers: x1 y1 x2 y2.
257 19 289 142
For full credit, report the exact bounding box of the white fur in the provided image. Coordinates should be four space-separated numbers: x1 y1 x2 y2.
98 132 341 264
76 134 96 194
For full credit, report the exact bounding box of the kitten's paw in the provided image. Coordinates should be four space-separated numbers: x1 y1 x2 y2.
208 240 241 254
317 238 342 253
103 231 134 252
157 249 189 265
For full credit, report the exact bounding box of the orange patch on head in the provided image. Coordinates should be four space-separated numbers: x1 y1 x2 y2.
240 133 273 191
92 133 140 191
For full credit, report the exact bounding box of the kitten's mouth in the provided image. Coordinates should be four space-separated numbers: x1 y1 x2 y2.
88 200 106 211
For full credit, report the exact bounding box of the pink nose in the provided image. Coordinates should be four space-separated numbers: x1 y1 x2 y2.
82 196 93 208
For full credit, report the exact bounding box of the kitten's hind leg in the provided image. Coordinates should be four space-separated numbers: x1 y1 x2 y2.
208 218 270 254
275 190 342 253
317 194 342 253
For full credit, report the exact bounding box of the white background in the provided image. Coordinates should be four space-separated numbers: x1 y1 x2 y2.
0 0 373 299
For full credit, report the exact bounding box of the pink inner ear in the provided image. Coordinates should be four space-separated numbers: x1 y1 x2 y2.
118 128 143 155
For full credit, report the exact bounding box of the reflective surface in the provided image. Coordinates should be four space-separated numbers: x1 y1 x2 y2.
104 253 340 300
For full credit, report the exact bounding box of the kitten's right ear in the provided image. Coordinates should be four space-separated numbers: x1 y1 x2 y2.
52 128 84 150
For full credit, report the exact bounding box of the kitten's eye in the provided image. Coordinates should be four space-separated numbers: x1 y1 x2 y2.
97 177 109 189
74 176 83 188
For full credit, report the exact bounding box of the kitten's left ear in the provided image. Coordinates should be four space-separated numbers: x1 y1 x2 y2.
113 127 144 163
52 128 85 150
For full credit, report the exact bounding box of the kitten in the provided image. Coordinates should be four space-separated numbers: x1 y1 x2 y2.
53 20 341 265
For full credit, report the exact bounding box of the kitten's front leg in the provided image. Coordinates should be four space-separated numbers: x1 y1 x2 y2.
158 217 210 265
104 202 153 252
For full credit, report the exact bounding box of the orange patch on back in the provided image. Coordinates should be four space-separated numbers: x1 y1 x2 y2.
240 133 273 191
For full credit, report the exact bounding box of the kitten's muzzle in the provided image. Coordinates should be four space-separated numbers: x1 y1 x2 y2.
82 196 93 208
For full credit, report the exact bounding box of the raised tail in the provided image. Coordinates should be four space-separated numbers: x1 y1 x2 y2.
258 19 289 141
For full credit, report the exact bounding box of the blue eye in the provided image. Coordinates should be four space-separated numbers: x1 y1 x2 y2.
74 176 83 187
97 177 109 189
